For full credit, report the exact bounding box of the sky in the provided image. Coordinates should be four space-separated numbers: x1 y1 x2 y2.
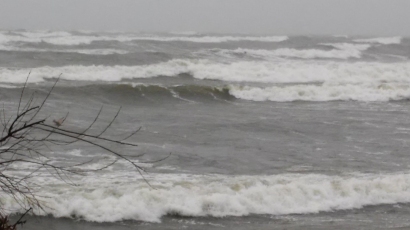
1 0 409 36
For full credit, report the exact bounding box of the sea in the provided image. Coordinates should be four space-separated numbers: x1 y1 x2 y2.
1 30 410 229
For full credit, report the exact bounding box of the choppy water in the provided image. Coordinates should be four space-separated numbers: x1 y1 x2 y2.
1 30 410 229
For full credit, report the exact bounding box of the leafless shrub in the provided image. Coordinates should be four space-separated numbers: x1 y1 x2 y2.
0 73 164 226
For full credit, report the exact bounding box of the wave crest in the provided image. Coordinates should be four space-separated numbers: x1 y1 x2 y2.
3 172 410 222
229 83 410 102
0 31 288 45
2 59 410 84
213 43 370 59
354 37 402 45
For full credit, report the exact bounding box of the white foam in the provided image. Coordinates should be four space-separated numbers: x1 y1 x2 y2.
18 31 73 38
321 43 371 51
151 35 288 43
228 45 370 60
0 84 19 88
0 32 98 45
269 48 361 59
209 43 371 60
0 62 189 83
0 33 10 44
0 45 129 55
354 37 402 45
229 83 410 102
2 59 410 85
65 149 85 157
3 172 410 222
0 31 288 45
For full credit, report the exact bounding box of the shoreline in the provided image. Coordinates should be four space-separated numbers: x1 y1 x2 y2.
12 203 410 230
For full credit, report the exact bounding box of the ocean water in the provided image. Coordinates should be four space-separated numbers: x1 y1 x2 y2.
1 30 410 229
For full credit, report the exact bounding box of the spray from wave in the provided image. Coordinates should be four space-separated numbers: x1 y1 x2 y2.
1 59 410 84
2 59 410 102
229 83 410 102
2 172 410 222
0 31 288 46
210 43 371 60
353 37 402 45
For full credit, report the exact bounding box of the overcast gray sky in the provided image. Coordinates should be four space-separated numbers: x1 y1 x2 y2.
1 0 409 36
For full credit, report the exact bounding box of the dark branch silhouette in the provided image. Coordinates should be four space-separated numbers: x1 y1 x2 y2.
0 74 162 227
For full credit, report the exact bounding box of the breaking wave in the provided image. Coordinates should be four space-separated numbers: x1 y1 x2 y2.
79 84 234 101
0 31 288 45
353 37 402 45
2 59 410 102
1 59 410 84
127 83 410 102
212 43 371 59
229 83 410 102
0 45 129 55
3 82 410 102
3 172 410 222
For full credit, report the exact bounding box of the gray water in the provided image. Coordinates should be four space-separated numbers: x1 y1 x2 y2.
1 30 410 229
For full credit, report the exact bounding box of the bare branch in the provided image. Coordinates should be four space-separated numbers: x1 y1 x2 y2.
0 73 164 220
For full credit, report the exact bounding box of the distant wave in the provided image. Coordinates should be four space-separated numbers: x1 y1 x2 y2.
128 83 410 102
333 35 349 38
0 45 129 55
3 81 410 102
168 31 199 36
99 83 410 102
1 59 410 85
3 172 410 222
230 83 410 102
0 31 288 45
211 43 371 60
354 37 402 45
74 83 234 102
320 43 371 51
0 84 19 88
